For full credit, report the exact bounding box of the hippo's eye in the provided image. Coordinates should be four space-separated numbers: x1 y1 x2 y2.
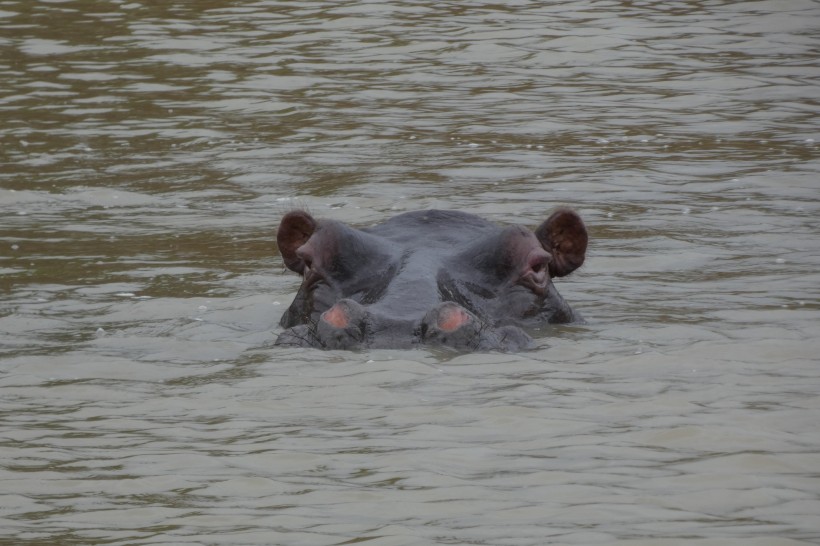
529 253 551 274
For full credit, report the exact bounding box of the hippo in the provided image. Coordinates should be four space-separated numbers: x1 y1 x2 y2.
275 208 588 351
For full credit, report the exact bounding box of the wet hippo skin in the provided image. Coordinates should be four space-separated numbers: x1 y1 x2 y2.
275 208 588 351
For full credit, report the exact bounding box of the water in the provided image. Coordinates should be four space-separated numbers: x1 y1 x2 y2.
1 1 819 544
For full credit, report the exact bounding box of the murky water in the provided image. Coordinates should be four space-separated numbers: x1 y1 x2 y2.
2 1 819 544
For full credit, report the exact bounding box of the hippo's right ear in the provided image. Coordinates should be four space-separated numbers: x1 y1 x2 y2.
277 210 317 274
534 207 588 278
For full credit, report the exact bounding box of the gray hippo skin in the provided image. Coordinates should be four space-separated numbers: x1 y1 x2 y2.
275 208 588 351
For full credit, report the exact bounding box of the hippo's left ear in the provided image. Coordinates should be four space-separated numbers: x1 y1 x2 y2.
277 210 317 274
534 208 588 278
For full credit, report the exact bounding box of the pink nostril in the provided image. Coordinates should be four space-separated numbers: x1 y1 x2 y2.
322 304 350 328
438 306 471 332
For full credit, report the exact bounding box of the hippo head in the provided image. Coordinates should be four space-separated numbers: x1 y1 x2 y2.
275 208 588 352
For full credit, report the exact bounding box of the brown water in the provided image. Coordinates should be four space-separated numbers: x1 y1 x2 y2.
2 1 819 544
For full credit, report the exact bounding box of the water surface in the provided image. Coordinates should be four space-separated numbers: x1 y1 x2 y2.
1 1 819 544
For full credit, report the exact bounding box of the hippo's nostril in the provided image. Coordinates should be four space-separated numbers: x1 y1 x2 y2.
420 302 484 349
321 300 367 329
436 304 472 332
316 300 369 349
322 303 350 329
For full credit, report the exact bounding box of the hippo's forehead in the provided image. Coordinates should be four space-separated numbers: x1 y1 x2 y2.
361 209 499 246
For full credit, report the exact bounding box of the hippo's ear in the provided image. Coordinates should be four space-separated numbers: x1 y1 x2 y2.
277 210 317 274
534 208 588 278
